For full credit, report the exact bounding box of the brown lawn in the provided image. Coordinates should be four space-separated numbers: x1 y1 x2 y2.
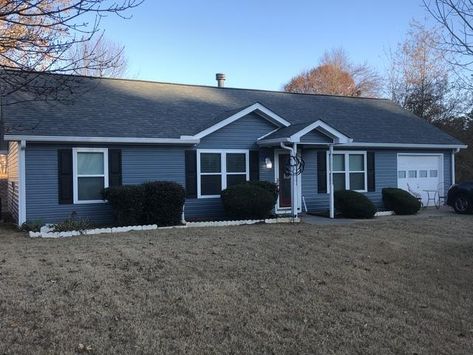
0 215 472 354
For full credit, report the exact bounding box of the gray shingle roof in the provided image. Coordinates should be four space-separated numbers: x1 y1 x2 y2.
3 74 463 145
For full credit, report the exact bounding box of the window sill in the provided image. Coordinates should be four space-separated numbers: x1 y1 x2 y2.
74 200 108 205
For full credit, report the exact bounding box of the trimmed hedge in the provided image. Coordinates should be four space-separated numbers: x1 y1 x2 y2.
221 181 278 220
142 181 186 226
104 181 185 226
334 190 376 219
103 185 145 226
382 188 421 215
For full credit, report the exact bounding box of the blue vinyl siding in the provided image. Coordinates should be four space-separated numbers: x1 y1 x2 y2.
300 130 332 143
302 149 453 212
24 141 455 224
198 112 277 149
26 144 189 224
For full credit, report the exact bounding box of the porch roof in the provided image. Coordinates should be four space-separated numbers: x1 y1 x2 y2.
257 120 353 146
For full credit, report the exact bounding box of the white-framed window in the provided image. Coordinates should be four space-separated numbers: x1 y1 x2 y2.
197 149 249 198
398 170 407 179
328 151 367 192
72 148 109 204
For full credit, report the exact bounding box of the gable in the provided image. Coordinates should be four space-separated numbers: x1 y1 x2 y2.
198 112 279 149
299 129 333 143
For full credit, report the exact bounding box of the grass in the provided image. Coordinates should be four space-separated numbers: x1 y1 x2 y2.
0 215 472 354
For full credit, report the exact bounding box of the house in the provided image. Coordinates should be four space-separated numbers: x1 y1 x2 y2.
2 73 466 226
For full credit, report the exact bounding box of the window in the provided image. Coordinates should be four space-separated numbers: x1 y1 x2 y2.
398 170 407 179
73 148 108 203
330 152 367 192
198 150 249 197
408 170 417 178
430 170 438 178
419 170 428 178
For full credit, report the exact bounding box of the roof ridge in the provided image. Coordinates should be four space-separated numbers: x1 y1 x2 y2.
5 69 391 101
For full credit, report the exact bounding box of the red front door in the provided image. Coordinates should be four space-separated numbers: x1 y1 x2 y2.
278 154 291 208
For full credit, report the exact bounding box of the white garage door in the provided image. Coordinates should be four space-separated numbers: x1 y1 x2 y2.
397 154 443 205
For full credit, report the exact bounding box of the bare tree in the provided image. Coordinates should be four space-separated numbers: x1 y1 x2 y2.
0 0 141 106
69 35 127 78
284 48 382 97
423 0 473 72
386 22 462 122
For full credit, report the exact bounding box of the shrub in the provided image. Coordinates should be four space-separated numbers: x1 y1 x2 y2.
334 190 376 219
245 181 279 203
142 181 186 226
221 181 278 220
20 220 43 232
104 185 145 226
382 188 421 215
52 213 93 232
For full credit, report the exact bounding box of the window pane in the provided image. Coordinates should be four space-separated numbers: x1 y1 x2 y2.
201 175 221 196
226 153 246 173
201 153 221 173
349 154 364 171
333 173 346 191
430 170 438 178
350 173 365 190
408 170 417 178
78 177 104 200
398 171 406 179
419 170 428 178
77 152 104 175
227 174 246 187
333 154 345 171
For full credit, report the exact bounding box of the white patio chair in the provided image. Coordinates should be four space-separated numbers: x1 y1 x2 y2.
407 183 423 208
435 182 451 209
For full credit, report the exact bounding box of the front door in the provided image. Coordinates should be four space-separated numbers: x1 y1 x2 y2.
278 153 291 208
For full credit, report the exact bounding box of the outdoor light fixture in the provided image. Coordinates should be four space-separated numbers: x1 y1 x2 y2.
264 157 273 169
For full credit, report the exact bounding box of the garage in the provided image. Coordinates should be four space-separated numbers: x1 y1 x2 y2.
397 154 444 206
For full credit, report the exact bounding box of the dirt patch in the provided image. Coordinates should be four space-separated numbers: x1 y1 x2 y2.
0 216 472 354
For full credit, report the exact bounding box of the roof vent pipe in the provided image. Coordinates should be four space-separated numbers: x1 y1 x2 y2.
216 73 225 88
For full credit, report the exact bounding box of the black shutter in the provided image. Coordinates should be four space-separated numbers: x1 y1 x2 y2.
317 151 327 193
58 149 73 204
249 150 260 181
108 149 122 187
185 150 197 198
367 151 376 192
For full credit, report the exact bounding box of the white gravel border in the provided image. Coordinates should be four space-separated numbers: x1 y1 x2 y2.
28 217 301 238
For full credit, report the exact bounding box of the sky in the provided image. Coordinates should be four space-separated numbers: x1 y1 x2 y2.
101 0 433 91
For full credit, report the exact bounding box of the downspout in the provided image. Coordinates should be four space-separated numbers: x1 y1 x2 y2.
19 140 26 225
328 144 335 219
452 148 459 185
280 141 297 219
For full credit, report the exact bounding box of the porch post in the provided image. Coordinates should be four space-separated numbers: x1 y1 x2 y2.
329 144 335 219
291 143 298 219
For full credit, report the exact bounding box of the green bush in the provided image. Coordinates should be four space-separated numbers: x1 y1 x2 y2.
221 181 278 219
20 220 43 232
52 214 93 232
382 188 421 215
334 190 376 219
142 181 186 226
104 185 145 226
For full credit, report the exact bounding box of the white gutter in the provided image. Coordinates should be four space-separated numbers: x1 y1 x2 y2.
4 135 200 144
328 144 335 219
341 142 467 149
18 140 26 225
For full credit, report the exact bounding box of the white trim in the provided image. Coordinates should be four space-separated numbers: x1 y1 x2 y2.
72 148 109 204
256 127 282 141
326 151 368 193
196 149 250 199
4 135 199 145
18 140 26 225
341 142 467 149
396 153 444 194
273 149 302 214
451 151 456 185
289 120 352 144
192 103 291 140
